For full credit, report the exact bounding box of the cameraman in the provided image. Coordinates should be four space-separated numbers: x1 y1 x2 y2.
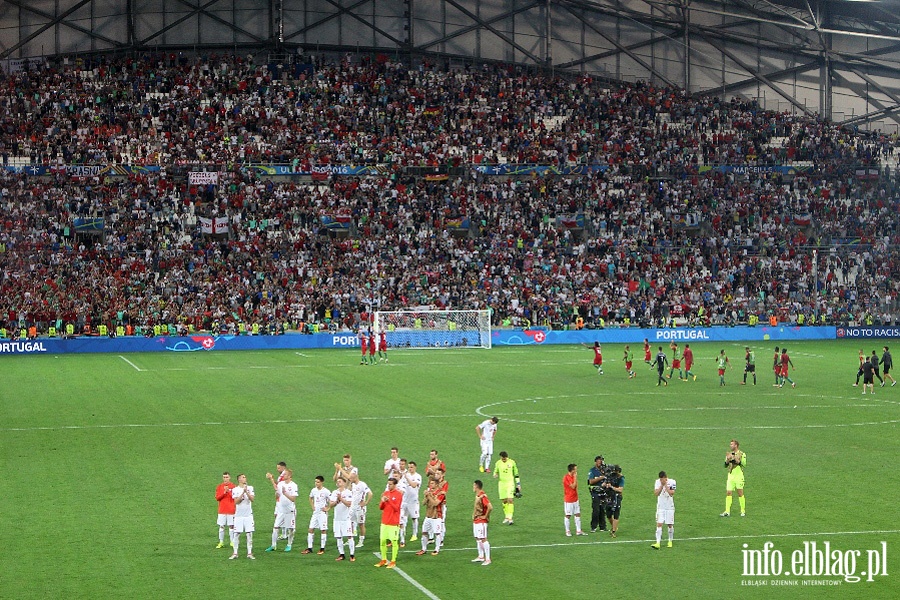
586 455 607 532
603 465 624 537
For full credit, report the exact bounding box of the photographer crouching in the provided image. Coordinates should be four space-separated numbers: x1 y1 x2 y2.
587 456 608 532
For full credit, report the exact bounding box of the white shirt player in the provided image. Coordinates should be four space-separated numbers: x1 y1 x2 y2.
233 486 255 518
655 478 676 511
478 418 498 440
399 471 422 505
309 486 331 513
351 480 371 510
277 480 298 512
384 457 402 489
331 488 353 523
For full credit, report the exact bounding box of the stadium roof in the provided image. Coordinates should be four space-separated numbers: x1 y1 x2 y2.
0 0 898 129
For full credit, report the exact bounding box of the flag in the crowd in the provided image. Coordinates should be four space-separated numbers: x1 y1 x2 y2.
793 212 812 226
310 166 331 181
671 212 701 228
320 214 352 229
445 217 470 230
199 216 229 234
424 169 449 181
557 214 585 229
73 217 105 232
423 106 443 116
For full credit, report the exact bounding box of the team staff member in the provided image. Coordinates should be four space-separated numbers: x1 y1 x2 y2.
716 349 731 386
721 440 747 517
215 472 236 548
493 451 521 525
587 455 607 532
374 478 403 569
742 347 756 385
623 346 635 379
880 347 895 386
652 347 669 386
861 355 876 394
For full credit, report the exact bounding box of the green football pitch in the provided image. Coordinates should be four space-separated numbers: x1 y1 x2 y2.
1 340 897 599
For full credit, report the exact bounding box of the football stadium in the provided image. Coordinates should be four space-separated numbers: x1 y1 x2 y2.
1 1 898 598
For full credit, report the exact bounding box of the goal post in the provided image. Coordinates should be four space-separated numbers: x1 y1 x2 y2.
373 309 492 349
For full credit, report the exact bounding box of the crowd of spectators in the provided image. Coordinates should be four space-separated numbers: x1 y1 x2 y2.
0 52 897 337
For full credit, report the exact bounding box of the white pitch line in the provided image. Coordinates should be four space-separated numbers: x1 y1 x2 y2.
0 412 478 433
475 396 900 430
373 552 441 600
401 529 900 554
148 360 580 372
118 355 145 372
485 417 900 431
295 352 311 357
489 403 884 417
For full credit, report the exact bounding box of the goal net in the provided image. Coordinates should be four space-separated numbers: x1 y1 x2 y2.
373 309 492 349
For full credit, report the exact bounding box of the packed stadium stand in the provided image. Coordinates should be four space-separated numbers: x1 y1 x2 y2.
0 52 897 337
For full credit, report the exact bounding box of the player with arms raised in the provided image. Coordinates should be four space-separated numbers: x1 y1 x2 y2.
582 341 604 375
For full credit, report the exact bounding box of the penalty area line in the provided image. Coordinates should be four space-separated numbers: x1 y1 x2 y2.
429 528 900 553
118 355 145 372
373 551 441 600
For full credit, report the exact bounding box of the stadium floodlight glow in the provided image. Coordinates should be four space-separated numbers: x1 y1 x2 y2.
374 309 492 349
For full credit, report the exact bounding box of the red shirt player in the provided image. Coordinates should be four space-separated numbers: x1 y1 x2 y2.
359 331 369 365
669 342 682 379
562 464 583 536
563 469 579 503
582 341 604 375
644 339 652 364
215 472 236 548
368 333 377 362
425 449 446 479
378 331 388 362
683 344 695 380
772 346 781 386
779 348 796 388
472 480 493 564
